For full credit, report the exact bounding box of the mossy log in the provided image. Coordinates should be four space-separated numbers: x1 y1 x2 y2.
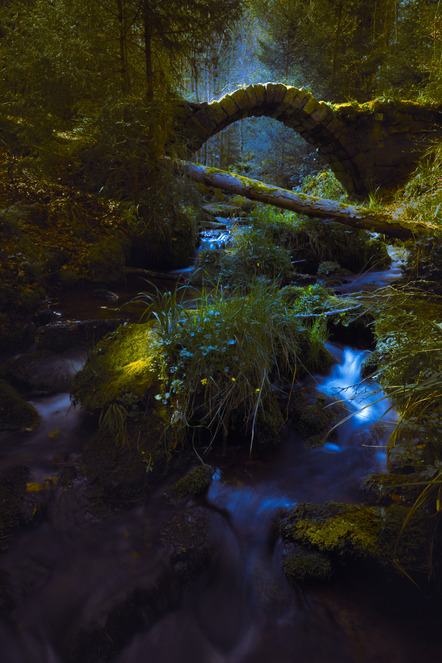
171 159 435 241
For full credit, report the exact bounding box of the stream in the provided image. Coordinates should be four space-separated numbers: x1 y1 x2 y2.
0 240 440 662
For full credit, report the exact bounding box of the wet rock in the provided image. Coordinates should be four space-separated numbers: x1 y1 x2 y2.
35 318 122 352
328 310 376 348
0 349 78 395
165 465 214 505
64 507 212 663
279 501 431 585
282 542 333 586
64 564 179 663
81 429 152 508
0 379 40 431
32 307 57 326
288 387 348 448
161 506 213 585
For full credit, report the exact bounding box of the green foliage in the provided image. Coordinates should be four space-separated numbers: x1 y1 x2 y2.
74 98 180 197
395 142 442 291
371 290 442 457
98 403 129 447
194 203 391 287
254 0 441 102
317 261 342 277
300 169 348 202
147 280 329 451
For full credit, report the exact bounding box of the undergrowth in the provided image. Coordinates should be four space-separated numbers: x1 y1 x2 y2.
140 280 331 452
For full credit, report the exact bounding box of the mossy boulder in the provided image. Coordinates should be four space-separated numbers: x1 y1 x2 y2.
35 318 122 353
71 323 164 412
165 464 214 505
282 543 333 587
289 388 348 448
0 322 36 357
0 350 75 395
0 379 40 431
280 502 430 585
72 323 172 502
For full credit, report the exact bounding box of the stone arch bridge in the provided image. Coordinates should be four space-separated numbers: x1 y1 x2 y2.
176 83 442 199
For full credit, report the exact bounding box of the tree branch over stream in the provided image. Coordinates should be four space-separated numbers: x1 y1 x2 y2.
169 159 437 241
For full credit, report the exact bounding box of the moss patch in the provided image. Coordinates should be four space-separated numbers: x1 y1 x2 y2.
165 464 214 505
280 502 430 582
71 323 165 412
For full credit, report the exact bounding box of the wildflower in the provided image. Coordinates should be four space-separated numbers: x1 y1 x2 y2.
231 377 236 382
201 378 208 385
255 388 260 393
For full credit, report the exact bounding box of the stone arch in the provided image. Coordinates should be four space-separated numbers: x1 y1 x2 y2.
179 83 365 197
178 83 442 200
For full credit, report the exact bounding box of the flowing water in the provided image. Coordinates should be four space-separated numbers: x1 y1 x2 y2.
0 251 439 662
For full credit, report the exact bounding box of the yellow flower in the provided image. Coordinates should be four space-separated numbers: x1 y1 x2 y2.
257 262 260 267
201 378 208 385
231 377 236 382
255 388 260 393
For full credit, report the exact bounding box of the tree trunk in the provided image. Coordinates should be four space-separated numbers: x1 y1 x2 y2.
116 0 130 93
143 0 154 101
170 159 435 240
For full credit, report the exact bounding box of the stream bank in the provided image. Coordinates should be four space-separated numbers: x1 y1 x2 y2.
1 243 441 662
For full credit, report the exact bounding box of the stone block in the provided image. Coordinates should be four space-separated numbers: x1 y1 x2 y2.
292 89 312 110
231 87 251 111
265 82 287 105
219 94 240 117
252 84 266 106
310 102 336 127
281 115 303 130
245 85 258 106
271 86 300 118
303 96 320 117
208 101 229 126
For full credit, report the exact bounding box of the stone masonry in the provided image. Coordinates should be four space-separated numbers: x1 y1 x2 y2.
176 83 442 199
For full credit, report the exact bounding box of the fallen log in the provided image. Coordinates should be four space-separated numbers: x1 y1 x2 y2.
171 159 436 241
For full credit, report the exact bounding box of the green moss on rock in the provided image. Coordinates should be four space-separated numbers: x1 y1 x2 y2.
165 464 214 505
289 389 348 448
280 501 430 582
282 543 333 586
71 323 165 412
